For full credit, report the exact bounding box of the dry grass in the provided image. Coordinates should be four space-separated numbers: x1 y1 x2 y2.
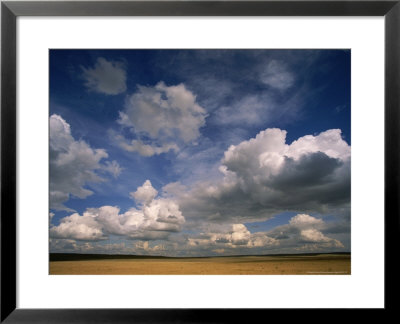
49 254 350 275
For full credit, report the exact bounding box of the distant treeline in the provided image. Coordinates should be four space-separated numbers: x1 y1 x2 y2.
49 252 350 262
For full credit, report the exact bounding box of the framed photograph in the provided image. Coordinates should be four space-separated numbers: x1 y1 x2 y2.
1 0 398 322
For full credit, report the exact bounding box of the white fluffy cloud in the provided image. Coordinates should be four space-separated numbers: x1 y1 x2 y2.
287 129 351 160
178 128 350 222
267 214 344 249
188 223 277 249
81 57 127 95
223 128 350 174
300 229 332 243
50 212 346 255
130 179 158 205
50 114 121 210
50 180 185 241
50 212 106 241
186 213 343 255
117 82 207 156
289 213 324 227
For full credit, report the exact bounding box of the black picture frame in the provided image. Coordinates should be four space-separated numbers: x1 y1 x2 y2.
1 0 399 322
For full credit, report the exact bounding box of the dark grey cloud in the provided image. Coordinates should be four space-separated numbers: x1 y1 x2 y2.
271 152 342 189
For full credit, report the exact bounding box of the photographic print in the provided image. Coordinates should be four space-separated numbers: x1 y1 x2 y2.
49 49 350 275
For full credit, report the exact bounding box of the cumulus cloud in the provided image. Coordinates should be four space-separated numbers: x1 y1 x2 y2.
50 114 120 211
50 180 185 241
287 129 351 160
50 213 346 256
81 57 127 95
50 212 106 241
289 213 324 227
50 114 107 210
184 214 343 255
188 223 278 249
260 60 295 90
300 228 332 243
117 82 207 156
267 214 344 249
184 213 344 255
130 179 158 205
177 128 350 222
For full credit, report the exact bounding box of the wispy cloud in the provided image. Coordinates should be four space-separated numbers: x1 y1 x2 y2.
259 60 295 90
81 57 127 95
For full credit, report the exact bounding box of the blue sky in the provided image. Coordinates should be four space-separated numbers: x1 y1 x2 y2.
49 49 350 256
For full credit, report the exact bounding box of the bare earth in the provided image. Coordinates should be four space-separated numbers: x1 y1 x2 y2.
49 254 350 275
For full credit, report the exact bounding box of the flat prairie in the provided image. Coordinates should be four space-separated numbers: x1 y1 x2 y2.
49 253 350 275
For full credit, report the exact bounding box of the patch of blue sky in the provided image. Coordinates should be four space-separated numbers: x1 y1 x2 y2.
244 212 298 233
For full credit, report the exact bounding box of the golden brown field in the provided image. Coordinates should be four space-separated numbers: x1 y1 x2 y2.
49 254 350 275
